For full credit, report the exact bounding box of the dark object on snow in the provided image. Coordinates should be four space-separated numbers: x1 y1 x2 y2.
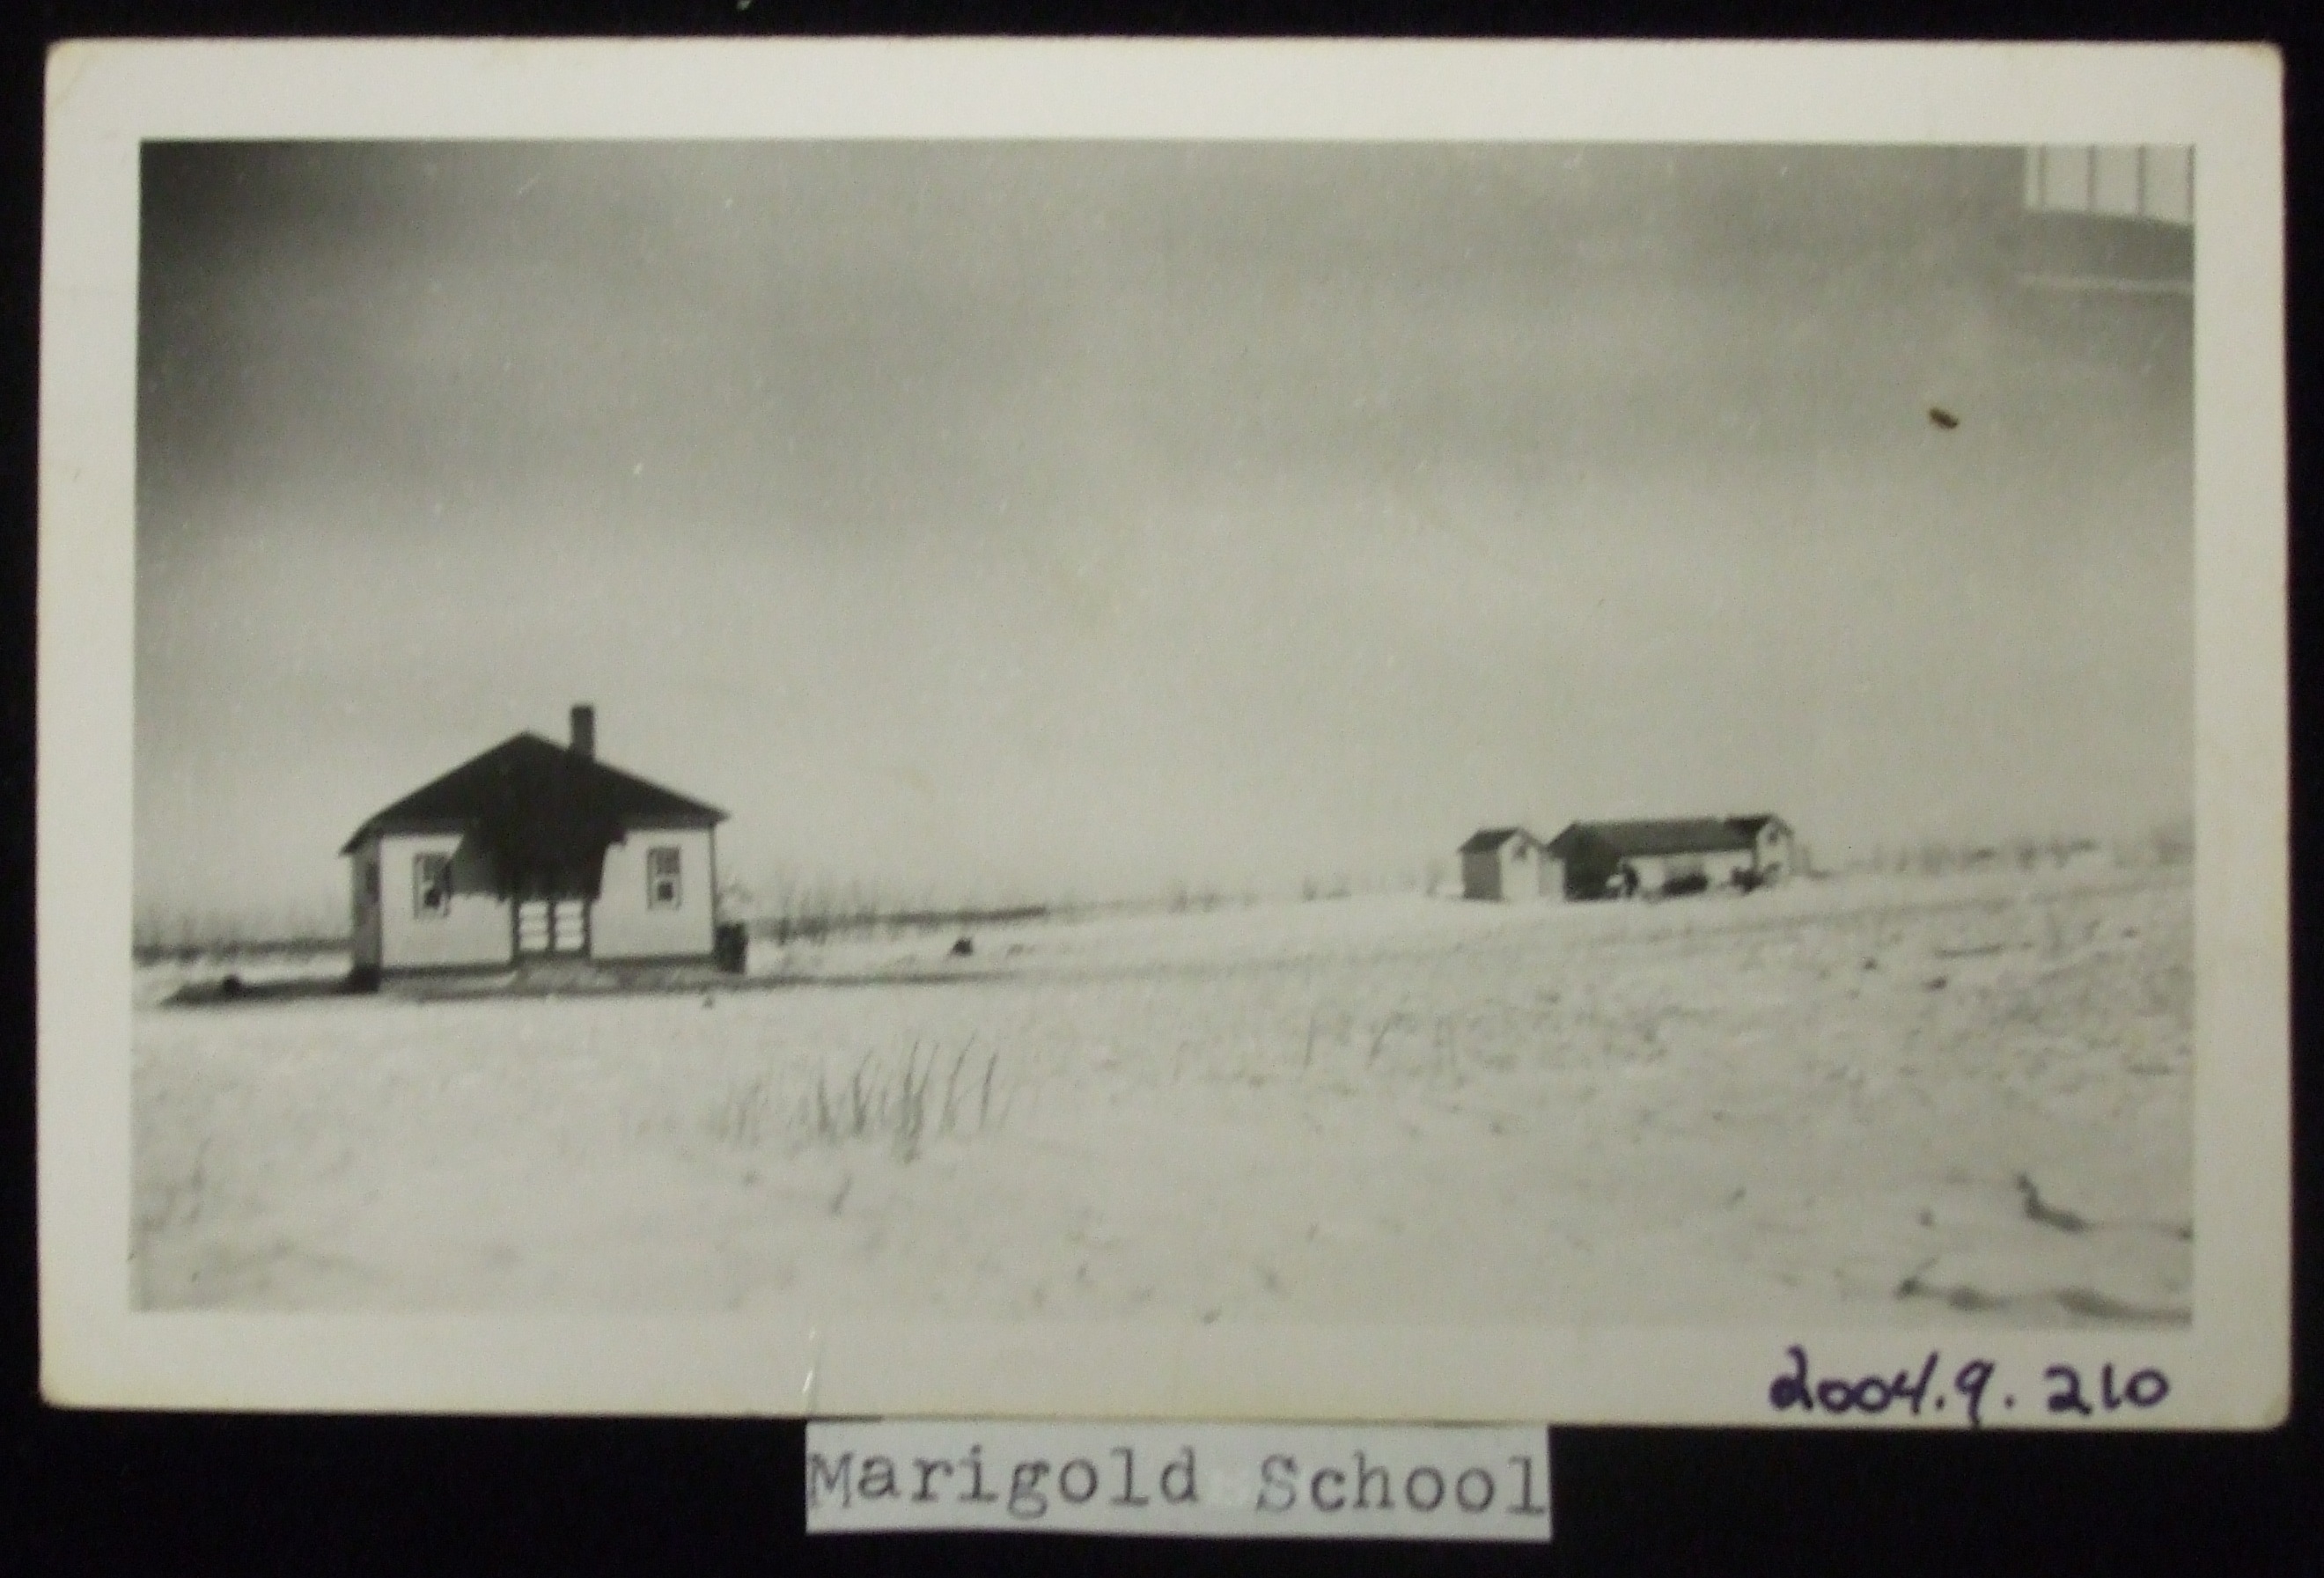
1929 406 1960 429
2016 1172 2090 1233
713 921 749 974
1925 974 1948 991
170 973 359 1009
951 936 974 958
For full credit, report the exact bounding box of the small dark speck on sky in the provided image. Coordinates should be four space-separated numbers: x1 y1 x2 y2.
1928 406 1961 429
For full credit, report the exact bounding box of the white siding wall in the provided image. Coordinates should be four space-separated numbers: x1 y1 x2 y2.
1627 849 1754 893
379 832 511 971
349 839 383 971
1460 849 1504 901
1500 843 1548 903
1757 827 1792 876
1464 842 1560 901
593 827 717 961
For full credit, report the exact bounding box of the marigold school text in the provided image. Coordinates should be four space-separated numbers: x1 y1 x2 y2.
806 1442 1548 1523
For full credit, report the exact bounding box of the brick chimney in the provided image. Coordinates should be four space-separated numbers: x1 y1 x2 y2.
570 704 596 759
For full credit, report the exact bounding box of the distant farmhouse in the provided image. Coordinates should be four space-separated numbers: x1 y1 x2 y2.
342 706 727 983
1458 827 1559 902
1547 816 1793 900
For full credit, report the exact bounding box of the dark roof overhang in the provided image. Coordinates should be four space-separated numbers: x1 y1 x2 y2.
340 733 727 893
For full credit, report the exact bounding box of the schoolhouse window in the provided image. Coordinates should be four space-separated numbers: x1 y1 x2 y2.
648 847 681 910
364 861 380 905
413 853 452 919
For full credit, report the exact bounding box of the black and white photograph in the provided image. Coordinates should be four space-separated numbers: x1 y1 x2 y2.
39 40 2288 1422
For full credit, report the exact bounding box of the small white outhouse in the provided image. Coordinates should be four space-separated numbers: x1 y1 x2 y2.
1458 826 1559 902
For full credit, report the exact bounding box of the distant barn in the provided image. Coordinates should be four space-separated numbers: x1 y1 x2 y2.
342 705 727 983
1458 826 1560 902
1546 816 1794 900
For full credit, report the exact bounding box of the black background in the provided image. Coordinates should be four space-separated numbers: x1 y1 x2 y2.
4 2 2317 1573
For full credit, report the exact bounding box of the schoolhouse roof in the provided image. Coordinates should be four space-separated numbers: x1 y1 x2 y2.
1459 826 1539 855
341 732 725 857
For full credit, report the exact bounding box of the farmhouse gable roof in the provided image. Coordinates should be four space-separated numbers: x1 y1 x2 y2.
1548 816 1783 859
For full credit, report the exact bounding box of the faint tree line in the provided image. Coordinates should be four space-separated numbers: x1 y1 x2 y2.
133 904 349 963
1847 818 2192 878
732 855 1468 943
730 873 1055 947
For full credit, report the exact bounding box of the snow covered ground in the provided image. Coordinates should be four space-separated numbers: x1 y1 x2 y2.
131 868 2192 1326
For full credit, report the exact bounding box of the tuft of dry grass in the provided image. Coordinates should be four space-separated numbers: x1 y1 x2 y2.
704 1079 776 1149
807 1037 1009 1162
709 1038 1009 1163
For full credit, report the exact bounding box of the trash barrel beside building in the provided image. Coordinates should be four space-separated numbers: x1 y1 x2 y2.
714 921 749 975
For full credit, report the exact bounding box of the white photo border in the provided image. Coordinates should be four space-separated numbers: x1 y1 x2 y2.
39 38 2289 1425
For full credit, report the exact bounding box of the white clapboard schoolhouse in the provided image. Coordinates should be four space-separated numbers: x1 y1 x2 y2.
342 706 726 982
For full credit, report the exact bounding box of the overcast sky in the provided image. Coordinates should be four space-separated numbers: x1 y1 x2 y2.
136 141 2192 926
